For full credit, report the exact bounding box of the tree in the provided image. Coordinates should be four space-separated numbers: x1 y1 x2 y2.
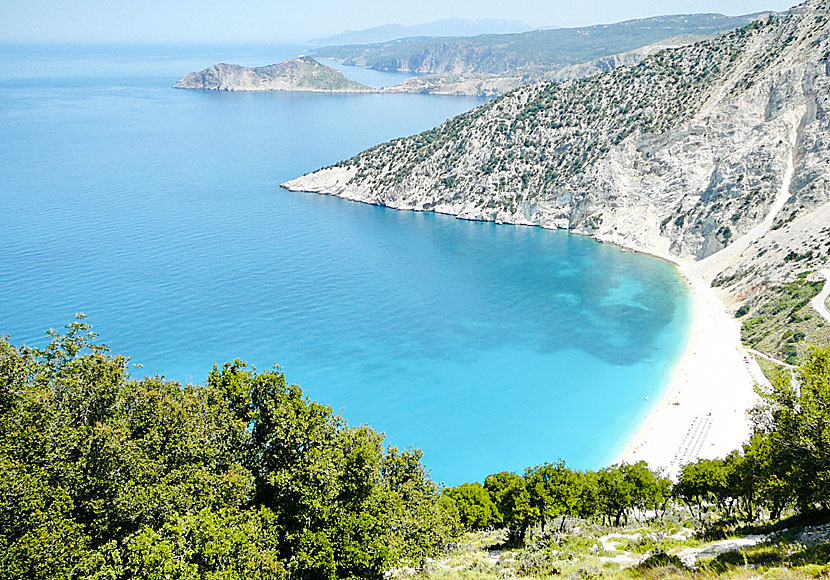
484 472 533 543
674 459 728 522
525 459 580 532
743 431 792 521
748 347 830 514
576 470 601 521
623 462 671 522
443 482 500 530
597 465 635 527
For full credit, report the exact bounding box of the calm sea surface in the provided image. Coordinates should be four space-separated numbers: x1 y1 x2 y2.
0 44 692 484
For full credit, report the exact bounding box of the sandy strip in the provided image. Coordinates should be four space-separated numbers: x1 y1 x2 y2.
613 106 803 478
619 259 763 478
601 243 766 479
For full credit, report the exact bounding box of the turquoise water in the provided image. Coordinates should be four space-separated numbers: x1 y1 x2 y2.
0 44 692 485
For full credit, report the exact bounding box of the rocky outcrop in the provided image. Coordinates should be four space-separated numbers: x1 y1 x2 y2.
284 1 830 304
175 57 374 93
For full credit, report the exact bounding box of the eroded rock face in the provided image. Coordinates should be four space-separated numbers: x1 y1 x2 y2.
175 57 374 93
284 1 830 295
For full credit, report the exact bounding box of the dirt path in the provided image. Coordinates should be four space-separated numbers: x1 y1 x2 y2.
812 268 830 323
747 348 796 369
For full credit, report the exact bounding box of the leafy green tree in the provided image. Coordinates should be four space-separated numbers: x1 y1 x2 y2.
726 444 765 524
622 462 671 521
126 507 286 580
525 459 580 532
484 472 533 543
443 482 500 530
749 347 830 514
743 431 792 520
674 458 727 522
576 470 601 520
597 465 635 527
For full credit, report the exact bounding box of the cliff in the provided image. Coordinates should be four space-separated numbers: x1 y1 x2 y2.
284 1 830 358
174 56 374 93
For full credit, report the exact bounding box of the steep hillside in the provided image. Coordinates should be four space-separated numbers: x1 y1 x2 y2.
175 56 373 93
313 13 764 76
284 1 830 359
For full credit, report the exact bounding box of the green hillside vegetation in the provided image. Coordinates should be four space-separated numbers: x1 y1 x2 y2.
285 57 372 90
2 319 830 578
411 518 830 579
734 273 829 364
278 56 373 91
313 13 763 76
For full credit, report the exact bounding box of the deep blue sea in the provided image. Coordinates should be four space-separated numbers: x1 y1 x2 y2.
0 43 692 485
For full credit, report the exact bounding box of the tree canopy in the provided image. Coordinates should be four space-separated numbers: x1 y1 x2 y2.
0 317 456 580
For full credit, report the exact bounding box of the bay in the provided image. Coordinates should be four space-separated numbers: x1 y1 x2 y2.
0 44 691 484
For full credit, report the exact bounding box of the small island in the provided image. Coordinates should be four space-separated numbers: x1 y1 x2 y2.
174 56 375 93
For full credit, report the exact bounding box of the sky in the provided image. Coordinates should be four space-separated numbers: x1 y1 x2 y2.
0 0 799 44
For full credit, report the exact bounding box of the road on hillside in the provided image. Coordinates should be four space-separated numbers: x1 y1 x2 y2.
812 269 830 324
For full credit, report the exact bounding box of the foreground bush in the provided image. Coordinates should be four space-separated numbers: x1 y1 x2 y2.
0 317 457 580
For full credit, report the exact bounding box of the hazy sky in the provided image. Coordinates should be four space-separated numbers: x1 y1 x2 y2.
1 0 799 44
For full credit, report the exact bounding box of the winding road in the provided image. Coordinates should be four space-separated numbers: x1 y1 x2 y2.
812 268 830 324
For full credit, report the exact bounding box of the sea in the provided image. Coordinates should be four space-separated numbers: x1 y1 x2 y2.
0 43 692 485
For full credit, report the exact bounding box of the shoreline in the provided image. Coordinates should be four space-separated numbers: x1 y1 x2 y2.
602 236 767 478
282 184 766 476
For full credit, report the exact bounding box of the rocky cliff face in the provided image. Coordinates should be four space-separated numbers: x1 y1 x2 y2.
284 2 830 303
175 57 374 93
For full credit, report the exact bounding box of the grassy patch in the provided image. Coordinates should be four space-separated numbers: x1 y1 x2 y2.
739 276 829 364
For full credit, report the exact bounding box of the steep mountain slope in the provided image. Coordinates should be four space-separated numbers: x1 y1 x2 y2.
284 1 830 357
175 57 373 93
312 13 765 76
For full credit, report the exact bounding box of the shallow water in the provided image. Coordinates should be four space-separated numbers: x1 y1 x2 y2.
0 43 692 484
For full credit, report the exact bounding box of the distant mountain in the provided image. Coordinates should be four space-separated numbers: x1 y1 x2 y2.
174 57 373 93
307 18 532 47
313 13 767 76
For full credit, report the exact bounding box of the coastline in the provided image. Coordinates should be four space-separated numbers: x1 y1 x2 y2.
604 236 767 478
281 181 768 476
